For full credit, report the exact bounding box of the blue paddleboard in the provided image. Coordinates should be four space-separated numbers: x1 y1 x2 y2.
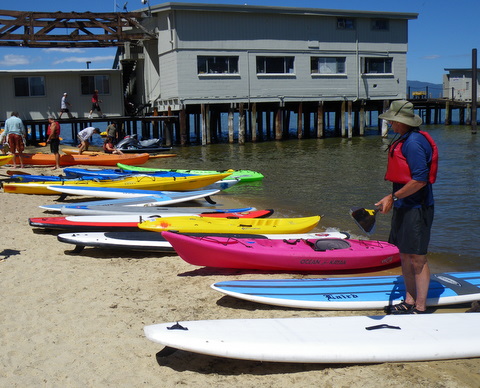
211 271 480 310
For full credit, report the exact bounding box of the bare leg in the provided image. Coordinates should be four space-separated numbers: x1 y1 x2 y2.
78 141 86 155
400 253 430 311
18 152 24 168
53 152 61 169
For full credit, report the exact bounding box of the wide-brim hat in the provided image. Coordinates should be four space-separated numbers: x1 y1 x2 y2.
379 100 422 127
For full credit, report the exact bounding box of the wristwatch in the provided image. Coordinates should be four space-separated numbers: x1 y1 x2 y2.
392 194 399 201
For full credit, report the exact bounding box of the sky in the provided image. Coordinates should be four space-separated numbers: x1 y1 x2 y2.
0 0 478 84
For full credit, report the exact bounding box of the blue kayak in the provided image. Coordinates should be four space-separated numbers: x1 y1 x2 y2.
63 167 194 179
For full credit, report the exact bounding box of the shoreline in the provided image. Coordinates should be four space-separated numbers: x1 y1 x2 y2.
1 164 479 387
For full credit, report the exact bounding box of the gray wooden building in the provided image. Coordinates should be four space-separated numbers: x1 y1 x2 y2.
118 3 418 141
0 69 124 121
443 68 480 102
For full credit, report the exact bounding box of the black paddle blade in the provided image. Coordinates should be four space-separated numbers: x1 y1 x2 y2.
350 207 377 234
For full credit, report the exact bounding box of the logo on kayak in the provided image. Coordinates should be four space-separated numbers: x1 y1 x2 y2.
325 294 358 301
299 259 346 265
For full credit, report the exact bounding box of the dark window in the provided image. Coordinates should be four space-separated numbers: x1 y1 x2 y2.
311 57 346 74
364 57 393 74
256 56 295 74
14 76 45 97
337 18 355 30
197 56 239 74
81 75 110 95
371 19 389 30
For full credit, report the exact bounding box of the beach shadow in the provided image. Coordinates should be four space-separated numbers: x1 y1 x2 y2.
214 295 309 312
62 247 177 259
0 248 24 261
154 348 361 375
178 264 401 277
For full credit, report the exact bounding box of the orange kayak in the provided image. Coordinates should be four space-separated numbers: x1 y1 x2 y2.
61 148 176 159
14 153 150 167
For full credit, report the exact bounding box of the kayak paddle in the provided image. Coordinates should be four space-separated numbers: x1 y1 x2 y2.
350 207 378 235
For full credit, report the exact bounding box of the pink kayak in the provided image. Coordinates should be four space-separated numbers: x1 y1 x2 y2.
162 232 400 271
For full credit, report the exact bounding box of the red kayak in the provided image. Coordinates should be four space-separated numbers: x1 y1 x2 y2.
28 209 274 231
162 231 400 272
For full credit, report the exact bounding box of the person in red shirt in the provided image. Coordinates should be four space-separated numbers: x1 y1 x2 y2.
88 90 105 118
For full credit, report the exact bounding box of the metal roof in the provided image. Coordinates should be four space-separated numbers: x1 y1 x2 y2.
145 2 418 20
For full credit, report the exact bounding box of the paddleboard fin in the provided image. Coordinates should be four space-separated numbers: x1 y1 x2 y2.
167 322 188 331
205 196 216 205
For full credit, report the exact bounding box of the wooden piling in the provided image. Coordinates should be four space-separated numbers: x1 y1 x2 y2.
317 101 324 138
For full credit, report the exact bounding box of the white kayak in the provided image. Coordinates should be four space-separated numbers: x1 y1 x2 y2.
57 231 350 253
47 185 220 200
59 204 256 216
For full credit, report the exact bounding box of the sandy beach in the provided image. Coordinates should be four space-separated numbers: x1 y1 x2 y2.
1 164 480 387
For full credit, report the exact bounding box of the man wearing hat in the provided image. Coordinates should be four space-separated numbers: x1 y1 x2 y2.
375 100 438 314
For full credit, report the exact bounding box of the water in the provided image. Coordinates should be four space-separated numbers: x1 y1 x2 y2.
130 125 480 273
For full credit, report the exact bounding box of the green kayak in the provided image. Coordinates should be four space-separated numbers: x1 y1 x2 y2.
117 163 264 182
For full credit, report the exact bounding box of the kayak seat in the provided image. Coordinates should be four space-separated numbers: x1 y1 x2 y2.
312 239 351 251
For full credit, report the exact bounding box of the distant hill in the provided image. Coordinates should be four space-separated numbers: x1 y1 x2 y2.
407 80 443 98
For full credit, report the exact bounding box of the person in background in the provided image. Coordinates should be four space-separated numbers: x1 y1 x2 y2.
77 127 101 155
375 100 438 315
58 92 73 119
103 137 123 155
0 129 8 154
88 90 105 118
46 117 61 170
4 111 26 168
106 122 119 144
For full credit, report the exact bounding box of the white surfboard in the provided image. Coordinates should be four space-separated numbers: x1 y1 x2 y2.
144 313 480 363
46 186 220 200
39 195 174 212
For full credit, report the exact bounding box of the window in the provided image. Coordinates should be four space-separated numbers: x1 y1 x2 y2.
197 56 239 74
14 76 45 97
337 18 355 30
256 56 294 74
363 57 393 74
81 75 110 95
371 19 389 30
311 57 346 74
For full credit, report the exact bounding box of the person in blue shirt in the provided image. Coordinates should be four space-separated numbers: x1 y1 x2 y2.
4 111 26 168
375 100 438 314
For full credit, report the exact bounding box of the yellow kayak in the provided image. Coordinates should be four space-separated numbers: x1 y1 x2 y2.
0 154 13 166
138 215 321 234
3 172 231 195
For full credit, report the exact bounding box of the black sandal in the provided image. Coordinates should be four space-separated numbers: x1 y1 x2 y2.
410 307 430 314
384 301 414 315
